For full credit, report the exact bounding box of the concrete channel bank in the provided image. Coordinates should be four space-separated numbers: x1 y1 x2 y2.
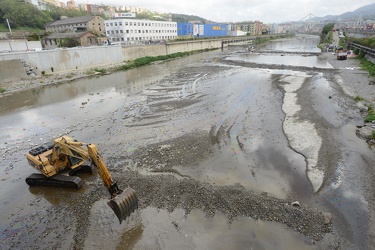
0 36 271 82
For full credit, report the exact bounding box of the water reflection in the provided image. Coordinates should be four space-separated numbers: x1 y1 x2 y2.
264 35 321 53
227 54 332 68
0 68 165 114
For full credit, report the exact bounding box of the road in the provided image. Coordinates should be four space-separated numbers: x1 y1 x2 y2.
1 34 374 249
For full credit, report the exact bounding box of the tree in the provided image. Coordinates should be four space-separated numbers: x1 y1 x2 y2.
0 0 89 30
0 0 52 29
320 23 335 44
60 37 80 47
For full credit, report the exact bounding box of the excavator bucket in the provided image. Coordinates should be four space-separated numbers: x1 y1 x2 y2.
107 188 138 224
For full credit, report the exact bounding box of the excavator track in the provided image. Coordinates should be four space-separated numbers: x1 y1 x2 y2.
25 173 83 189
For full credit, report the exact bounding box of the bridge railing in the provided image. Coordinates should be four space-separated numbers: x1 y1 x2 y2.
348 42 375 58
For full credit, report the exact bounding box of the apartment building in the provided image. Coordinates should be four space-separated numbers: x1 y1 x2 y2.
229 21 264 35
104 19 177 44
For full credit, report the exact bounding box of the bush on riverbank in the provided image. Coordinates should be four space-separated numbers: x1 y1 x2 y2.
119 51 191 70
365 104 375 122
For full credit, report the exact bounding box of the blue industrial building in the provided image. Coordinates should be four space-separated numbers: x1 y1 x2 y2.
177 23 228 38
177 23 194 38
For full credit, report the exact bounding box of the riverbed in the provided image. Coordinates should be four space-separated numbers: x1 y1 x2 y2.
1 34 374 249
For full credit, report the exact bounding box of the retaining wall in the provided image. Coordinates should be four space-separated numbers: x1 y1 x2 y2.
122 44 167 61
0 45 124 75
0 38 242 79
166 40 222 54
121 40 223 61
0 59 27 82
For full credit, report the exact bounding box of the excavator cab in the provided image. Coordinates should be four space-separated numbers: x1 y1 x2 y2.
25 136 138 223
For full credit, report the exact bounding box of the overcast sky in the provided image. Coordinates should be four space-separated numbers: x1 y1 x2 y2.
75 0 373 23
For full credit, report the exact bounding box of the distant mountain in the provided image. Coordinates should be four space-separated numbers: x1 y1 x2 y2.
314 3 375 21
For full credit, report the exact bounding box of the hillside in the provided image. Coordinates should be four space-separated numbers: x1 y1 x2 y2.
315 3 375 21
135 11 208 23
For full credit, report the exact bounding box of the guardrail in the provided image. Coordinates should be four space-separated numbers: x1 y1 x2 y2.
348 42 375 57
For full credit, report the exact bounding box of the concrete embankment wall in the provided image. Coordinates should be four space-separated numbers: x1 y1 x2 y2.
166 40 222 54
0 59 27 82
0 39 227 80
122 44 167 60
0 45 124 76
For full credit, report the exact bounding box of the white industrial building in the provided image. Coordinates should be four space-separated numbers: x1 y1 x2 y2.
104 19 177 45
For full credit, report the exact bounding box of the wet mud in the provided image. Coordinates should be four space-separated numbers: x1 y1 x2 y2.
1 35 375 249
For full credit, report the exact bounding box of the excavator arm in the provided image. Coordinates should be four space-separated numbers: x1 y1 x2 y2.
86 143 138 223
87 144 122 197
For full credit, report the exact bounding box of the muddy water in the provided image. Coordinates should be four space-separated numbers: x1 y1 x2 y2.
0 35 373 249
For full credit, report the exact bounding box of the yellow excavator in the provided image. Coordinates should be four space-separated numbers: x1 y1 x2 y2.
25 136 138 223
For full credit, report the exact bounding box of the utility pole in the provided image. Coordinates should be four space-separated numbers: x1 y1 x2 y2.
6 19 12 36
6 19 13 52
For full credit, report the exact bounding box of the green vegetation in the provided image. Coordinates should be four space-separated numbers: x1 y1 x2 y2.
368 104 374 113
60 37 80 48
351 47 375 77
359 58 375 77
171 13 207 23
371 130 375 140
342 37 375 77
353 37 375 49
0 87 6 93
353 97 375 123
354 96 365 102
94 68 107 74
365 103 375 122
365 113 375 122
120 52 190 70
319 23 334 45
0 0 90 31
